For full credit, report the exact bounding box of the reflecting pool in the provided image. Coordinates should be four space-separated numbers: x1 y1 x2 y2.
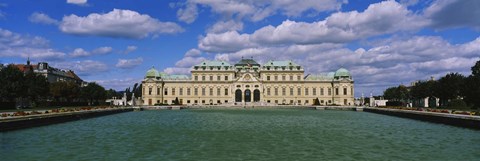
2 109 479 160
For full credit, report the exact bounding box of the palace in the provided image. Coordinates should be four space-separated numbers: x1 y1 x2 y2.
142 58 354 106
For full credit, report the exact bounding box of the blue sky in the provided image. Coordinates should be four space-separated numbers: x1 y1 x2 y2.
0 0 479 97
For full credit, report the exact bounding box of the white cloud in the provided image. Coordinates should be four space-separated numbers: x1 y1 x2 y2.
124 45 137 54
29 12 59 25
177 3 198 24
199 31 255 53
69 46 112 57
207 20 243 33
54 60 108 76
59 9 184 39
425 0 480 30
70 48 90 57
199 0 427 53
178 0 345 22
92 46 112 54
175 56 206 68
184 48 201 57
116 57 144 69
0 28 65 60
67 0 87 6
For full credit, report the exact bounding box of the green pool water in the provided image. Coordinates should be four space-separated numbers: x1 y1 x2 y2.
1 109 479 160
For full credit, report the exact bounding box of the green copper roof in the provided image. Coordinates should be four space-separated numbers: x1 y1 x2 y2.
145 67 159 78
263 60 300 67
334 68 351 77
235 58 260 67
195 60 231 67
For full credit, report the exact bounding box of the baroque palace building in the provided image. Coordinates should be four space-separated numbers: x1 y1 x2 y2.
142 58 354 106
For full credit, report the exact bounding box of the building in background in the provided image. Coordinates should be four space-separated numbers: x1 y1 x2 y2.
13 59 86 86
142 58 354 106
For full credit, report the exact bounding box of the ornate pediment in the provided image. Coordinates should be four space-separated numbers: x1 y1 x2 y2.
237 73 259 82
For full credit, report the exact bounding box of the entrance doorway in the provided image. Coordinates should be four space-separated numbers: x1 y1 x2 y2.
235 89 242 102
253 89 260 102
245 89 251 102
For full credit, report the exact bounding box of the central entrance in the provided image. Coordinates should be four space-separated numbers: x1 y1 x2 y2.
244 89 251 102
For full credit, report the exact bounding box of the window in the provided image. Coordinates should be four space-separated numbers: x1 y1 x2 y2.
202 75 205 81
297 75 301 80
290 88 293 96
267 88 271 95
282 88 286 96
164 88 168 95
305 88 309 96
313 88 317 96
217 76 221 81
194 88 198 96
282 75 286 81
194 75 198 81
321 88 324 95
172 88 176 95
202 88 206 96
187 100 190 103
157 87 160 95
267 76 270 81
187 88 191 95
217 88 221 96
328 88 331 96
289 75 293 81
298 88 301 95
351 87 353 96
335 88 339 95
225 88 228 95
210 75 213 81
343 88 347 95
180 88 183 95
209 88 213 96
225 76 228 80
275 100 278 104
202 100 205 104
149 88 152 95
275 88 278 96
274 75 278 81
306 100 309 104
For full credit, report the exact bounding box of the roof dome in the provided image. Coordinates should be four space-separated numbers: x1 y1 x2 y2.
334 68 351 78
145 67 159 78
159 72 168 78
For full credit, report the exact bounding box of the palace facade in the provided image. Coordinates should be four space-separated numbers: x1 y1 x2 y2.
142 58 354 106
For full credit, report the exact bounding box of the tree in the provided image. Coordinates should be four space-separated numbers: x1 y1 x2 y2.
410 80 435 99
434 73 465 107
0 65 25 102
24 72 49 107
174 97 180 105
472 60 480 77
463 60 480 108
383 85 410 102
49 81 80 102
81 82 106 105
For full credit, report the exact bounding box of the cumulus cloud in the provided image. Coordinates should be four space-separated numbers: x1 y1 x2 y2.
199 0 427 53
177 3 198 24
54 60 108 76
59 9 184 39
116 57 144 69
163 67 191 75
92 46 113 54
184 48 201 57
207 20 244 33
69 46 112 57
123 45 137 54
425 0 480 30
0 28 65 60
67 0 87 6
29 12 59 25
177 0 345 23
